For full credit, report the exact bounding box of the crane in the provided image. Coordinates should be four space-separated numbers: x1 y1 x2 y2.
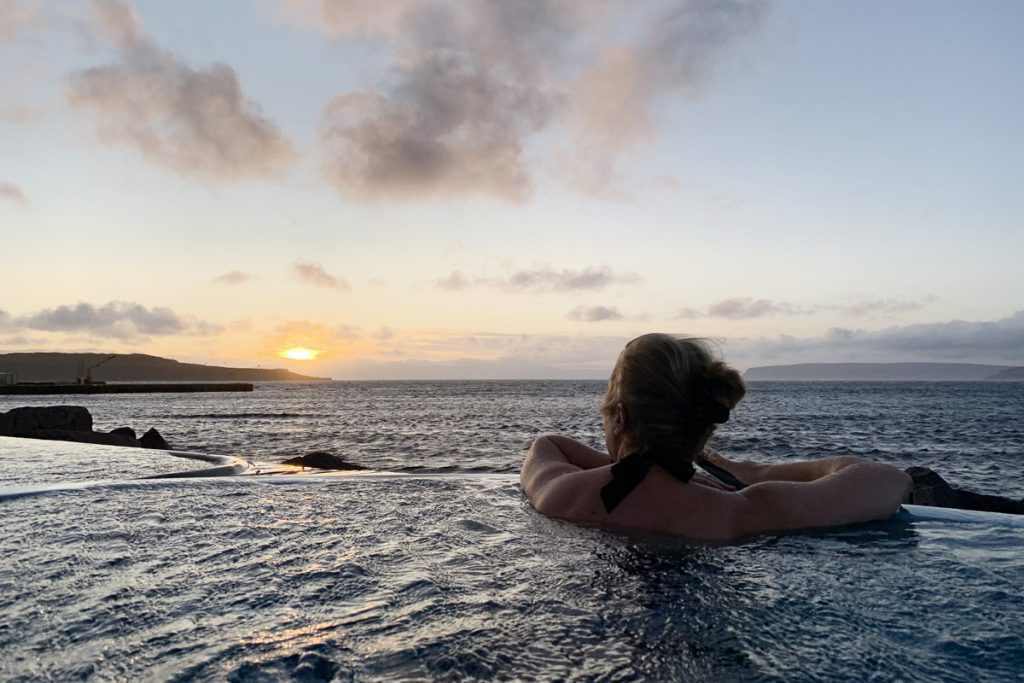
80 355 117 385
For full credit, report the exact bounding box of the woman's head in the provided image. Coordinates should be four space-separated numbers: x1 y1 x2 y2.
601 334 746 462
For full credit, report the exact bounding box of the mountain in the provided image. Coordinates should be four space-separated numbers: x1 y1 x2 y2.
744 362 1013 381
986 367 1024 380
0 353 330 383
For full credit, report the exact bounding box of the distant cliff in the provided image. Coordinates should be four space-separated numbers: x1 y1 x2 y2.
744 362 1014 381
986 367 1024 381
0 353 330 382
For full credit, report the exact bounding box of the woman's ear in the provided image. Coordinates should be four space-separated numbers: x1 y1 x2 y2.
614 402 628 435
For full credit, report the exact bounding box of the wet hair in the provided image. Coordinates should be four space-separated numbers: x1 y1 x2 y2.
601 334 746 464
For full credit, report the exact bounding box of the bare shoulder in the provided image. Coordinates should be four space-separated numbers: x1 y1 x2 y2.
525 463 746 540
529 467 611 519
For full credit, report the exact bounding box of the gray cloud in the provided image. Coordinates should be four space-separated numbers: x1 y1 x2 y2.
211 270 255 286
0 182 27 207
66 0 295 181
836 296 937 318
679 295 938 321
0 335 41 346
675 306 703 319
734 310 1024 364
312 0 766 200
502 266 638 292
291 261 350 290
568 0 766 193
567 305 624 322
437 270 470 291
708 298 806 319
12 301 220 340
438 265 639 293
677 297 809 320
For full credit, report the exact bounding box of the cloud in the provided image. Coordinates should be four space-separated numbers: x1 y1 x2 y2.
439 265 640 293
0 335 42 346
678 295 938 321
281 0 425 36
708 297 807 319
211 270 255 286
675 306 703 319
310 0 766 201
0 0 39 43
0 182 27 207
66 0 295 182
566 1 765 193
317 329 631 379
567 305 624 322
733 310 1024 364
10 301 221 340
291 261 350 290
437 270 470 291
836 296 937 318
677 297 809 319
502 266 639 292
0 103 38 124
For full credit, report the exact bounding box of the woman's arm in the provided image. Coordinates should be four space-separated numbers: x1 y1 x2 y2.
520 436 582 501
732 462 913 536
545 435 610 470
703 447 863 485
520 435 610 517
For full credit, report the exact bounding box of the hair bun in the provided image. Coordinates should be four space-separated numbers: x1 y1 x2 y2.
708 361 746 411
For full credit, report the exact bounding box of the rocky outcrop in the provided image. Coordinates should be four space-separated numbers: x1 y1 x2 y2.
281 451 368 471
0 406 93 433
0 406 172 450
140 428 171 450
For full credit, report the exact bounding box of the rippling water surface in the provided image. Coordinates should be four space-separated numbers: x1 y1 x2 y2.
1 381 1022 680
3 380 1022 494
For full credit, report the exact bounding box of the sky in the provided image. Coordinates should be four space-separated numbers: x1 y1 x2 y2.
1 0 1022 379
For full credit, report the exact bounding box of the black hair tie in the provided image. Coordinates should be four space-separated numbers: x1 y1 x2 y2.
708 402 730 425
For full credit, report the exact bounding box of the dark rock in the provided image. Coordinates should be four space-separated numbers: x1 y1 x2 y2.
0 406 93 434
0 405 166 449
109 427 137 440
281 451 368 471
139 427 171 450
12 429 140 448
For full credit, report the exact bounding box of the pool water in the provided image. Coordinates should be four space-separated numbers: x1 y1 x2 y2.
1 439 1022 681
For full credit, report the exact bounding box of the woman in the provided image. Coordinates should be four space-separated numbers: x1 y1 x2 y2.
520 333 913 541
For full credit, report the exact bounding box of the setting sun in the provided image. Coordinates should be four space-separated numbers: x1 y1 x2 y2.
279 347 321 361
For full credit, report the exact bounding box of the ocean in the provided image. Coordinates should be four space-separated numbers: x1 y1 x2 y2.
1 380 1022 680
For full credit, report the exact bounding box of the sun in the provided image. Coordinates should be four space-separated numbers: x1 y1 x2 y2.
279 347 320 361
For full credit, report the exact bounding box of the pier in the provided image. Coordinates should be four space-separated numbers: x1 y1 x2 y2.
0 383 254 395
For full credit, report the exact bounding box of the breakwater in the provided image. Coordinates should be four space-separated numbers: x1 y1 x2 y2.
0 383 253 395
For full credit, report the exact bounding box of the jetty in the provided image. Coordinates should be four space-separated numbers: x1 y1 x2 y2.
0 383 253 395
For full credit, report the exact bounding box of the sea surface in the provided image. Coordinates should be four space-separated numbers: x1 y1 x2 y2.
1 380 1022 680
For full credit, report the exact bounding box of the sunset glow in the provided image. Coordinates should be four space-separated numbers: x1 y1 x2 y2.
280 347 320 361
0 1 1021 378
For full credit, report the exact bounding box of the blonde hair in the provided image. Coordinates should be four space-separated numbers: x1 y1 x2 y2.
602 334 746 463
